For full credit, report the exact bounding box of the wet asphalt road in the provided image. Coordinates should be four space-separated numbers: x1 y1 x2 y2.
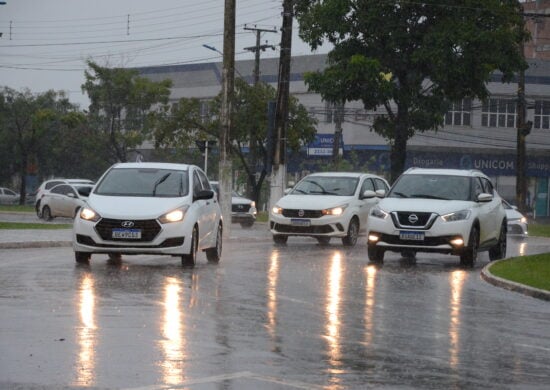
0 225 549 390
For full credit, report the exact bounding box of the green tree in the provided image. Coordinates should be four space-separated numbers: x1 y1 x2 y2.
82 60 172 163
294 0 528 182
0 88 86 203
155 79 317 203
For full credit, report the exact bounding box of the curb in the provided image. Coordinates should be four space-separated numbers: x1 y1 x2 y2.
481 260 550 301
0 241 72 249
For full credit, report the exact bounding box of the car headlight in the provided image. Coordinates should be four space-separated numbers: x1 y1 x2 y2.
370 206 389 219
322 204 347 216
272 206 283 215
441 209 471 222
251 201 256 209
520 217 527 224
80 207 101 222
159 206 188 224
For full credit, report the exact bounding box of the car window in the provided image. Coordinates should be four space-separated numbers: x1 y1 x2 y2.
45 181 64 190
196 169 211 190
481 177 494 195
5 189 16 196
193 171 203 196
51 184 72 195
389 174 472 201
95 168 188 197
473 177 484 197
360 178 375 194
374 178 389 192
292 176 359 196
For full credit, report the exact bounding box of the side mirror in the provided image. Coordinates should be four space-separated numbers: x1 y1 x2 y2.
477 193 493 203
194 189 214 201
375 189 386 198
284 187 293 195
361 190 377 199
67 193 76 198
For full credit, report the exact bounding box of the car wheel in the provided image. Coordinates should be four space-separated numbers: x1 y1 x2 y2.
460 226 479 267
75 251 91 263
489 222 507 261
240 221 254 228
35 201 42 218
42 206 53 221
182 226 198 266
342 217 359 247
368 244 385 263
273 234 288 244
206 224 223 263
317 236 331 245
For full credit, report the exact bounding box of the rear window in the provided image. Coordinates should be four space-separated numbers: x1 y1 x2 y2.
95 168 189 197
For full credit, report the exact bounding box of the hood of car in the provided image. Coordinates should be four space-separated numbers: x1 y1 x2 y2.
277 194 354 210
505 209 524 221
87 194 188 219
378 198 476 215
232 196 252 205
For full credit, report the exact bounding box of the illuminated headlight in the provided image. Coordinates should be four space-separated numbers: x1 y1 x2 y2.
370 206 389 219
322 204 347 216
159 207 188 224
441 209 471 222
80 207 101 222
251 201 256 209
272 206 283 215
520 217 527 224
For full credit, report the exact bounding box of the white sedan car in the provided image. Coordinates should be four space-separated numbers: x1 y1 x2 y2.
73 162 223 266
503 200 528 236
40 183 94 220
270 172 389 246
0 187 20 205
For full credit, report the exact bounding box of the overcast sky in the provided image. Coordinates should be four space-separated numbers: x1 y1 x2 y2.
0 0 326 108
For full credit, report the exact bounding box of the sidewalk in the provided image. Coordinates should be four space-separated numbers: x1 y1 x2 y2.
0 211 72 249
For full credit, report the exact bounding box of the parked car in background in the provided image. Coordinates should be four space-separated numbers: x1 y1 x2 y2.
270 172 390 246
73 162 223 266
210 181 257 227
503 200 528 236
0 187 20 205
40 183 94 220
35 178 94 218
367 168 507 266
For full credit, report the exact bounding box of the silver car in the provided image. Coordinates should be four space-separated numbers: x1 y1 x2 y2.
40 183 94 220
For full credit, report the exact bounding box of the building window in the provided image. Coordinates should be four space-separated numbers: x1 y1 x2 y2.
445 99 471 126
481 98 516 128
534 100 550 129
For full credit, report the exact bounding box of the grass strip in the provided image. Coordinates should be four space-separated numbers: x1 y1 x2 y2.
489 254 550 291
529 223 550 238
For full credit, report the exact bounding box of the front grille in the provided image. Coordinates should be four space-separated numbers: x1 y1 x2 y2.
77 234 183 248
391 211 437 229
95 218 162 242
379 233 454 247
232 204 251 213
282 209 323 218
272 223 333 234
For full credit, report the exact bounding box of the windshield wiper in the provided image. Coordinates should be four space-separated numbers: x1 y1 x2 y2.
153 173 171 196
410 194 448 200
391 192 409 198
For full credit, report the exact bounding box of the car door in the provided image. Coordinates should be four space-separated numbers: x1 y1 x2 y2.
481 177 502 241
472 177 495 244
192 169 215 247
49 185 74 217
357 177 378 233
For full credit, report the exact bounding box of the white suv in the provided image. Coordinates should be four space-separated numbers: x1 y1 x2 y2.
366 168 507 266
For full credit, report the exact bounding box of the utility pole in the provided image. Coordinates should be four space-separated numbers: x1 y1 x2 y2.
269 0 293 212
219 0 235 238
243 25 276 201
332 102 344 166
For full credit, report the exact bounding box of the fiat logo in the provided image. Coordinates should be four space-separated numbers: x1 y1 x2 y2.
408 214 419 224
121 221 135 228
298 209 305 217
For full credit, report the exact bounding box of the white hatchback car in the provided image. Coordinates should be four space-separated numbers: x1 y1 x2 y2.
210 181 257 227
73 162 223 266
40 183 94 220
366 168 507 266
270 172 389 246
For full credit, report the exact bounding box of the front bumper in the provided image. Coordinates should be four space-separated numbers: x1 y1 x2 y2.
270 213 349 237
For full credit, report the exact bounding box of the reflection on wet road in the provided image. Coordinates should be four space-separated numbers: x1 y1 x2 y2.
0 228 549 390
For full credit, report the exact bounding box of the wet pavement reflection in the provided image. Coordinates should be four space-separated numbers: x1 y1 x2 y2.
0 228 549 389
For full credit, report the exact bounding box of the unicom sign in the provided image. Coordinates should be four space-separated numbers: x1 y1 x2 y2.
307 134 343 156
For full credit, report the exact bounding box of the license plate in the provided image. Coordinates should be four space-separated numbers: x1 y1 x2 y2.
291 219 311 227
112 228 141 239
399 230 424 241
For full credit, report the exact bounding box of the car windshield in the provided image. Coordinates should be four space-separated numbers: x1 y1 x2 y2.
94 168 189 197
291 176 358 196
388 174 472 201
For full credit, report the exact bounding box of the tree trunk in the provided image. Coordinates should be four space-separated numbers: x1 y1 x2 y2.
390 104 409 183
18 154 28 206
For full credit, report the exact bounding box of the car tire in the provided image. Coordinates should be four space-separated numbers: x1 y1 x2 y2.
489 222 507 261
35 202 42 218
368 244 385 263
42 206 53 221
206 223 223 263
75 251 91 263
182 226 198 266
342 217 359 247
460 226 479 267
273 234 288 244
317 236 331 245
